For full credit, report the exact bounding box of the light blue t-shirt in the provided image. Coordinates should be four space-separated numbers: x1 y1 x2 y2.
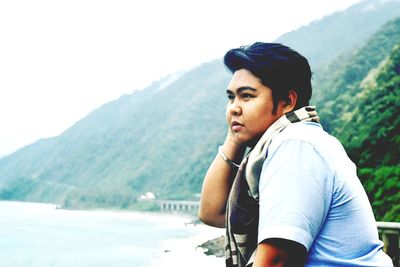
258 122 393 266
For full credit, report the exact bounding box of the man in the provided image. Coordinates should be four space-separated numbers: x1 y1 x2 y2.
198 42 392 266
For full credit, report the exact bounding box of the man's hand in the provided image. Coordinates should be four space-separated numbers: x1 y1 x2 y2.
198 129 246 227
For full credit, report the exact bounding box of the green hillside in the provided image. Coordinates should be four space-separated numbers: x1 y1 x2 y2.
315 17 400 132
333 44 400 221
0 61 231 208
309 17 400 221
0 0 398 220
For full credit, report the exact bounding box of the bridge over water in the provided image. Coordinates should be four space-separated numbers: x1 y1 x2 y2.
156 200 199 213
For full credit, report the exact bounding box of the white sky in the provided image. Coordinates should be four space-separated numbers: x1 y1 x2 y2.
0 0 363 157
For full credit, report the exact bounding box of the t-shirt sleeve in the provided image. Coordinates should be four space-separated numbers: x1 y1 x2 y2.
258 139 334 251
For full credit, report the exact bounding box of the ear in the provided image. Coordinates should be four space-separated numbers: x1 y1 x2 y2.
282 90 298 113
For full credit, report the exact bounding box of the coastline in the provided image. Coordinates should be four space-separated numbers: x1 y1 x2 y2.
149 223 225 267
65 202 227 264
70 203 225 258
198 235 225 257
2 199 198 222
1 200 225 266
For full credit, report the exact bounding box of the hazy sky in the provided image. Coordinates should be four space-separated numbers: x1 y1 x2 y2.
0 0 363 156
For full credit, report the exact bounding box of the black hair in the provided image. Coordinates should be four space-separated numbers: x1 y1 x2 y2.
224 42 312 113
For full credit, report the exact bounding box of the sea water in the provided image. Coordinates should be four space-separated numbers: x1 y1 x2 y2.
0 201 224 267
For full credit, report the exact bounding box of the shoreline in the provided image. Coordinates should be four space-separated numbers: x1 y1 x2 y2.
198 235 225 257
149 222 225 267
66 203 227 261
1 200 225 260
68 202 226 258
1 199 198 219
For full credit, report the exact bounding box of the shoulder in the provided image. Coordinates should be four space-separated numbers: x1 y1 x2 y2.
261 123 337 180
268 122 348 164
272 122 337 147
262 122 349 182
263 121 358 195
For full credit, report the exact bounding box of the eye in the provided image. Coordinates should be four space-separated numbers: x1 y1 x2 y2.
242 93 254 99
227 94 235 101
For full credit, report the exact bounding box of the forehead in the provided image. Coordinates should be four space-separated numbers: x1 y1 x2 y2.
227 69 263 91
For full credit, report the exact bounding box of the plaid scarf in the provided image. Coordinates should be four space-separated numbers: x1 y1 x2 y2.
225 106 320 267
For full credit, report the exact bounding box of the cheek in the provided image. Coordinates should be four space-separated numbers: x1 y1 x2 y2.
250 119 267 134
249 110 273 132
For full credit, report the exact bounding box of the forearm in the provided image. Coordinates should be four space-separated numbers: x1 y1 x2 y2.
198 138 245 228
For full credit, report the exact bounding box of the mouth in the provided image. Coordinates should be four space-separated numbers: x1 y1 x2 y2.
231 121 244 132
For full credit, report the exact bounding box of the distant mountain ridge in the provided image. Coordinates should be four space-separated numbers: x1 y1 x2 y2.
276 0 400 67
0 61 231 207
315 16 400 132
0 0 399 220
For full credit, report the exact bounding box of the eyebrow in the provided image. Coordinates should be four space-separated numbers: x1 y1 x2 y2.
226 86 257 95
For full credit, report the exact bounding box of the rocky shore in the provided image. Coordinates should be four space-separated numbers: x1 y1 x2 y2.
198 235 225 257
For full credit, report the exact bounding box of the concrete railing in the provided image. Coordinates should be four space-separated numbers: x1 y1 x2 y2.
377 221 400 267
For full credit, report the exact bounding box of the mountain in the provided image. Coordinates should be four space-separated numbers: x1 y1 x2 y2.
330 19 400 168
0 0 399 220
0 61 231 208
328 41 400 221
276 0 400 67
315 16 400 133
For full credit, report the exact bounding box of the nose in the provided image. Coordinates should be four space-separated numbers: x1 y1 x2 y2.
227 100 242 116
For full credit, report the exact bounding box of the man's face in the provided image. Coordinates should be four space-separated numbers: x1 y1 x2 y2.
226 69 285 147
